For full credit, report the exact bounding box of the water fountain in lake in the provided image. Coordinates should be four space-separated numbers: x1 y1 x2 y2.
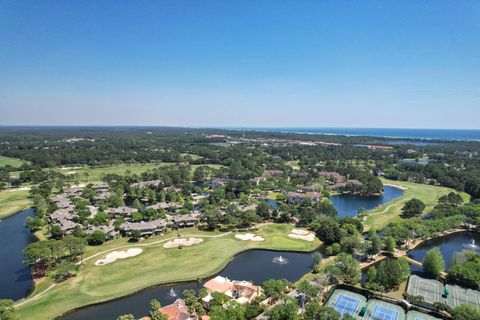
168 288 177 298
464 239 479 250
272 255 289 264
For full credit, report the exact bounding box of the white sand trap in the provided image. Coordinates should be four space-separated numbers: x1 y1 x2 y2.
9 187 31 192
95 248 143 266
235 233 265 242
290 229 310 235
163 237 203 249
383 183 408 190
288 232 315 242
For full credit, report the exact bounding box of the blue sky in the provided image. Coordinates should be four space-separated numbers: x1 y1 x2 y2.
0 1 479 128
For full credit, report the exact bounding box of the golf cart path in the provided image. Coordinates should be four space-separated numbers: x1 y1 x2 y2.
16 231 232 307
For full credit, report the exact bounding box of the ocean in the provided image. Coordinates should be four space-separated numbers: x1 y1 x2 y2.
230 128 480 141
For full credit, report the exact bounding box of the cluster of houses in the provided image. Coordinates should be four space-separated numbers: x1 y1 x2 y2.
202 276 262 305
153 276 262 320
46 169 361 241
48 182 201 240
286 191 321 204
454 150 478 158
50 183 113 236
249 170 283 186
319 171 362 191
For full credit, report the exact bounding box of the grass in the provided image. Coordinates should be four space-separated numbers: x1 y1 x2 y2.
0 156 29 168
287 160 300 170
180 153 204 160
0 189 32 219
364 178 471 231
266 192 284 201
55 163 224 183
16 224 320 320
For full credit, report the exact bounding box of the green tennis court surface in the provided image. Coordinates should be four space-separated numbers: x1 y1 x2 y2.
446 284 480 309
407 275 480 310
407 275 444 304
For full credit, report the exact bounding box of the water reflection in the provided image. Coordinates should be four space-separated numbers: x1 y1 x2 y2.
0 209 35 300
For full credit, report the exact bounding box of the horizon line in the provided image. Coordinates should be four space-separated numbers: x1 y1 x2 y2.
0 125 479 131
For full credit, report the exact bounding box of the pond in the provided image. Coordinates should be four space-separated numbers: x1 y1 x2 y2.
262 198 281 209
329 186 404 217
400 159 430 165
407 231 480 269
61 249 314 320
0 208 35 300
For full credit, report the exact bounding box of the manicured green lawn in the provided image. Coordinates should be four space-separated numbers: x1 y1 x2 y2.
16 224 320 320
55 163 224 183
287 160 300 169
266 192 284 201
0 189 32 219
364 178 470 231
0 156 29 168
180 153 204 160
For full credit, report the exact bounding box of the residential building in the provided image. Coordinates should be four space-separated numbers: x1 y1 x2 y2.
202 276 262 304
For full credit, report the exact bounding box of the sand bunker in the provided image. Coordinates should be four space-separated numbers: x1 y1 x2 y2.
235 233 265 242
288 230 315 242
9 187 31 192
95 248 143 265
163 237 203 248
384 183 408 190
290 229 310 235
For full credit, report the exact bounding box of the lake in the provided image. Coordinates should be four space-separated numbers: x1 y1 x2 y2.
0 208 35 300
400 159 430 165
408 231 480 269
61 249 314 320
262 198 281 209
262 186 404 218
329 186 404 217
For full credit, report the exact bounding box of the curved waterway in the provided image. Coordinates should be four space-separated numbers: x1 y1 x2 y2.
61 249 314 320
329 185 404 217
408 231 480 269
262 186 404 218
0 208 35 300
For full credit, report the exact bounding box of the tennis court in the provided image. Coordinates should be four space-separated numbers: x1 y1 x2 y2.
446 284 480 309
325 289 366 318
406 275 444 304
405 310 442 320
365 299 406 320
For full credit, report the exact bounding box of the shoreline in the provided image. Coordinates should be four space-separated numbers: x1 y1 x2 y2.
383 183 408 191
53 245 321 320
15 225 321 319
0 203 32 220
225 127 480 141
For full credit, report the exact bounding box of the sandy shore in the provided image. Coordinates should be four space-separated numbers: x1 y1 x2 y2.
383 183 408 191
